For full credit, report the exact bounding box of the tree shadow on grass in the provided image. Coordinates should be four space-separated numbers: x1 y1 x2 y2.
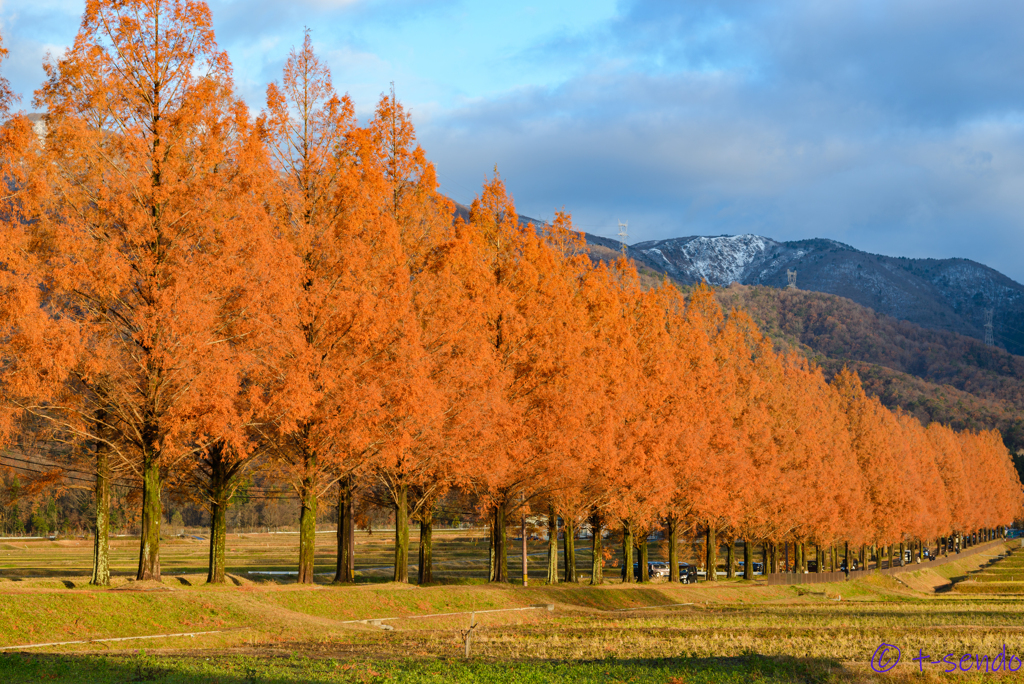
0 651 854 684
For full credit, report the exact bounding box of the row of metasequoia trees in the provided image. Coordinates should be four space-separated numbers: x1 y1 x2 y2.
0 0 1021 587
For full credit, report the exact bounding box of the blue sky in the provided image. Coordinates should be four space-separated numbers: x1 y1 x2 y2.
4 0 1024 282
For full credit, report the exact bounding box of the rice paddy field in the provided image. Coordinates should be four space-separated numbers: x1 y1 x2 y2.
0 531 1022 683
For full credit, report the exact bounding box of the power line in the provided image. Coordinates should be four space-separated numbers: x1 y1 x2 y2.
0 461 296 501
0 458 484 513
0 453 296 496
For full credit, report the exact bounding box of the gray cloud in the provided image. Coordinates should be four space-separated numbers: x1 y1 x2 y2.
421 0 1024 283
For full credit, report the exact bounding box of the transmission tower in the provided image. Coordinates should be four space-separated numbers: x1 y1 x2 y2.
984 308 994 346
787 269 797 290
618 221 628 254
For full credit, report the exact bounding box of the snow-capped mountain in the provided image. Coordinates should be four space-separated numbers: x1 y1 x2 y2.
629 234 828 286
582 232 1024 357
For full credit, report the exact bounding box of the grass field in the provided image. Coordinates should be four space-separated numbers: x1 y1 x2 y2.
0 527 714 584
0 533 1021 683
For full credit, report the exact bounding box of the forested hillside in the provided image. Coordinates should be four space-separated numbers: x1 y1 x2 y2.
716 284 1024 461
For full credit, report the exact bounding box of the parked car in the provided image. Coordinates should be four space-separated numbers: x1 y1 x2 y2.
736 560 764 574
648 562 671 579
679 563 698 584
629 562 669 580
806 560 818 572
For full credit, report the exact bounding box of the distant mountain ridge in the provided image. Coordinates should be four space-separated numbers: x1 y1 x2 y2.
581 232 1024 356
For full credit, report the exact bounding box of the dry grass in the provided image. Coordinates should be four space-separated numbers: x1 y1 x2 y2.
1 539 1023 682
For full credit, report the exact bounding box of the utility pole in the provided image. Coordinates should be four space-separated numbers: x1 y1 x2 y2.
985 308 994 346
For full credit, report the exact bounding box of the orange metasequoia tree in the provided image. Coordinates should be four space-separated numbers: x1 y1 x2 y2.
660 283 720 579
455 174 595 583
22 0 275 582
364 86 511 584
0 33 41 448
261 35 417 583
260 32 363 584
520 213 600 585
832 368 911 566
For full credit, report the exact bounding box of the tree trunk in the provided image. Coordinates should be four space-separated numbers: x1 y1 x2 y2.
297 445 318 585
205 445 231 585
394 484 409 583
490 503 508 582
743 539 753 579
795 542 803 573
90 433 111 587
706 526 717 582
762 540 769 574
563 517 577 583
546 506 558 584
418 508 433 585
136 455 161 581
622 524 634 583
207 494 228 584
589 516 602 585
298 488 317 584
590 512 603 585
489 518 496 580
520 513 527 587
727 540 736 578
334 477 355 583
668 516 679 583
638 535 649 583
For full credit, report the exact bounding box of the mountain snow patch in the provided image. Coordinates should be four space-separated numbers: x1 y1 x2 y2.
642 235 772 286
